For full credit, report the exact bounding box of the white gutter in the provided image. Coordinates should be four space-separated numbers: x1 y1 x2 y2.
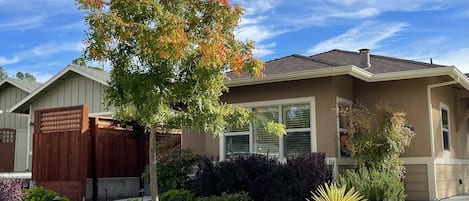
426 78 459 201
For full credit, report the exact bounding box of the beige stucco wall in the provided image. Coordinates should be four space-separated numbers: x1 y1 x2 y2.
182 76 436 159
353 78 431 157
431 84 469 159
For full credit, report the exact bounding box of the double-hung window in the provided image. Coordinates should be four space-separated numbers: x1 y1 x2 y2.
221 97 315 160
441 104 450 151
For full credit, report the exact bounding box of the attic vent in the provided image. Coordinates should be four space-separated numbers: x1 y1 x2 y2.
359 49 371 68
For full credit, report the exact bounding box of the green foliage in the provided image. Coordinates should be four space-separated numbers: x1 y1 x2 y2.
343 103 415 177
196 192 252 201
144 147 198 194
15 72 36 81
189 153 330 201
161 189 196 201
0 65 6 80
24 186 70 201
76 0 283 136
307 183 366 201
337 168 405 201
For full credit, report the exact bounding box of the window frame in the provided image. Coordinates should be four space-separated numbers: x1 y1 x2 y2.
219 97 316 161
440 103 451 152
336 97 352 158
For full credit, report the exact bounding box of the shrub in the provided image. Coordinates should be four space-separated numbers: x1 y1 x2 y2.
144 148 198 194
0 178 24 201
337 168 405 201
266 153 330 201
24 186 70 201
189 153 330 201
197 192 252 201
160 189 196 201
307 183 366 201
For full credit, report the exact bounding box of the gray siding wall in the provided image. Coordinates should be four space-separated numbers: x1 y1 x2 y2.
30 75 108 114
0 84 28 129
0 84 30 171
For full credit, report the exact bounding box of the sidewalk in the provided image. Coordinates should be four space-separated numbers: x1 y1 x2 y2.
114 196 151 201
441 193 469 200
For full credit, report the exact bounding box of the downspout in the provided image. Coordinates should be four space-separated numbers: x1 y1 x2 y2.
426 79 459 200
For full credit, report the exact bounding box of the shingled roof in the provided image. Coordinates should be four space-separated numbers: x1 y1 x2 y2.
0 78 41 93
310 49 448 74
227 49 450 79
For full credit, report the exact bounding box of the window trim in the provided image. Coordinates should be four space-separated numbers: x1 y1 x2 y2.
336 97 352 158
219 97 316 161
440 103 451 153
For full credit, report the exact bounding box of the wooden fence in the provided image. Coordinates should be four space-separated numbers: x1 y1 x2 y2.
32 105 181 201
33 105 89 201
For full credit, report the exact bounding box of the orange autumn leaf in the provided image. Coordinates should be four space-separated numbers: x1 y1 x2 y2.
84 0 104 8
219 0 229 6
230 54 244 75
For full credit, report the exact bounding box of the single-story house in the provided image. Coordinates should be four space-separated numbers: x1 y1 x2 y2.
0 78 40 172
182 49 469 200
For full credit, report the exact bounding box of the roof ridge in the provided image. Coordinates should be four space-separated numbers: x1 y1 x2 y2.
335 49 448 68
264 54 303 63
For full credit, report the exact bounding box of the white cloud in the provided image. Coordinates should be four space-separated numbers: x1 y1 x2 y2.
0 16 46 31
253 43 277 58
0 56 20 65
306 21 408 55
433 48 469 73
0 41 83 66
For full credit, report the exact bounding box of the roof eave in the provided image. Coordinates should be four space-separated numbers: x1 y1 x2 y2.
0 78 34 93
225 66 469 91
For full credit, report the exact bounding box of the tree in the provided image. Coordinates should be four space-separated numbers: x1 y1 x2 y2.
72 57 104 71
15 72 36 81
341 103 415 177
0 66 7 80
77 0 283 200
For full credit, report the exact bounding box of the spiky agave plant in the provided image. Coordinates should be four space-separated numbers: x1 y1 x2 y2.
307 183 366 201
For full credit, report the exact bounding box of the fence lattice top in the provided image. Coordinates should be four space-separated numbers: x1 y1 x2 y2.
38 107 84 133
0 129 15 143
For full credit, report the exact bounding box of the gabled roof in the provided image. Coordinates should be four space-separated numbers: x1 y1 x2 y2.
0 78 41 93
9 65 110 113
225 49 465 88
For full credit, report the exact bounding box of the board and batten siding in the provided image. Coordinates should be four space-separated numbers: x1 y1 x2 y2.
0 84 30 171
30 74 108 115
0 84 29 129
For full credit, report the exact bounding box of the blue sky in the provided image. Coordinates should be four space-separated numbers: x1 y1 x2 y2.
0 0 468 83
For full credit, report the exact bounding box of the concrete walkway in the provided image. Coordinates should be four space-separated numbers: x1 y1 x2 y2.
114 196 151 201
441 193 469 200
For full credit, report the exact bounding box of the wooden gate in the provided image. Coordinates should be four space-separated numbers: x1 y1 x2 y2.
33 105 89 201
0 128 15 172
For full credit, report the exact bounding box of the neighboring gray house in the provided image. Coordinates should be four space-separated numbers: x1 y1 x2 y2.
9 65 112 170
0 78 40 172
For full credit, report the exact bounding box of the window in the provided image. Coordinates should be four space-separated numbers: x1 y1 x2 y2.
337 98 352 157
441 104 450 151
225 122 250 159
221 98 315 160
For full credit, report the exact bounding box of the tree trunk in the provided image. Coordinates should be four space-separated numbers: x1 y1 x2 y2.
149 126 159 201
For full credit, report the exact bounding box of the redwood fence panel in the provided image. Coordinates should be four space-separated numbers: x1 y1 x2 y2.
32 105 181 201
33 105 89 201
0 128 15 172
